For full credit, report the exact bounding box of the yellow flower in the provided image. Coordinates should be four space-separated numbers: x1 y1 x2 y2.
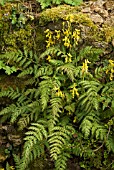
46 55 51 61
44 29 50 33
82 59 91 74
72 29 80 45
109 60 114 66
56 89 65 99
106 59 114 81
73 116 77 123
10 166 15 170
46 37 55 48
55 30 61 40
106 69 109 74
65 53 72 63
65 56 68 63
45 29 55 48
70 83 79 98
63 37 71 48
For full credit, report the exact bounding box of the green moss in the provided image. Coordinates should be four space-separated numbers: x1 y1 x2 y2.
0 1 45 52
0 3 17 20
39 5 80 25
102 25 114 42
39 5 95 28
35 27 45 52
1 25 33 51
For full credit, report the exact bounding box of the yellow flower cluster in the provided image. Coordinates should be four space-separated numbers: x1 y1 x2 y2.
55 30 61 40
46 55 51 61
62 20 80 48
62 21 72 48
72 29 80 45
44 29 55 48
70 83 79 98
65 53 72 63
44 18 81 63
44 29 61 49
106 60 114 81
55 88 65 99
82 59 91 75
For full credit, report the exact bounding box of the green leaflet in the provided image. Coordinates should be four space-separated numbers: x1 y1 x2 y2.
36 0 83 9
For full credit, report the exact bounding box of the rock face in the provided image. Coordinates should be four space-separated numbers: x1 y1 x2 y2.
81 0 114 26
90 13 104 24
0 124 22 167
81 0 114 52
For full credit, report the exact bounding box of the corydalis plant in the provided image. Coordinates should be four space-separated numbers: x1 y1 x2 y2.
44 17 81 64
0 10 114 170
45 19 80 49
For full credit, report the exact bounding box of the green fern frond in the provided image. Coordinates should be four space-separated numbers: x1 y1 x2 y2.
18 101 41 130
10 104 29 123
95 66 105 79
0 51 16 61
80 112 107 140
35 65 53 78
18 67 33 77
106 135 114 153
80 118 92 138
39 79 53 111
48 97 63 132
101 82 114 110
77 46 92 62
57 63 75 82
40 46 60 59
0 104 16 116
79 80 101 90
55 152 71 170
64 103 75 114
92 122 107 140
77 46 102 63
78 80 102 111
18 116 30 130
48 125 75 160
0 102 30 123
49 59 64 66
13 154 20 169
50 97 62 117
0 87 18 99
0 87 24 101
18 120 48 170
24 77 36 86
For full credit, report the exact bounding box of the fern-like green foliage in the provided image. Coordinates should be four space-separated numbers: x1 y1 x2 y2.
79 111 108 140
78 80 102 112
48 125 75 160
55 152 71 170
0 60 17 75
17 120 47 170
